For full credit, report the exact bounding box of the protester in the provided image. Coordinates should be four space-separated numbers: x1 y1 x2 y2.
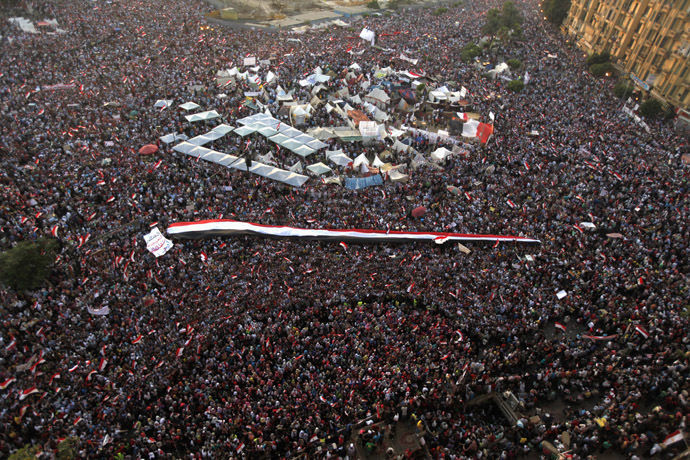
0 0 688 458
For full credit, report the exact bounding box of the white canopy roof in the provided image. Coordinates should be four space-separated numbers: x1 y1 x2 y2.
160 133 188 144
179 102 200 111
234 125 258 136
185 110 221 122
306 162 332 175
293 145 315 157
211 124 235 135
154 99 173 109
365 88 390 104
353 153 370 168
431 147 454 161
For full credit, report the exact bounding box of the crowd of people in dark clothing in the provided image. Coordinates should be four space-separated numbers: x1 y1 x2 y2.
0 0 688 458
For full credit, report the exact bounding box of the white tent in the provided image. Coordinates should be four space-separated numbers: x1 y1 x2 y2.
234 125 258 136
365 88 390 108
188 131 225 146
307 162 332 175
328 153 353 167
353 153 370 169
185 110 221 122
372 155 385 167
388 169 409 182
431 147 454 161
282 138 303 151
293 134 314 144
290 106 310 125
429 91 448 102
293 145 315 157
179 102 201 111
307 127 336 140
160 133 189 144
154 99 173 109
211 124 235 135
392 139 410 153
289 161 304 173
269 133 290 145
256 126 278 137
306 139 327 150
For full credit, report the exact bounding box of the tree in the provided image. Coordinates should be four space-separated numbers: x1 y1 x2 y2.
589 62 615 77
9 445 40 460
482 1 524 35
0 238 58 292
586 51 611 66
507 79 524 92
543 0 571 26
613 80 634 99
639 98 663 119
460 42 482 62
506 58 522 69
57 437 78 460
366 0 380 9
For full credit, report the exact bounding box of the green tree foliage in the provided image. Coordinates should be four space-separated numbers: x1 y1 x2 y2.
589 62 615 77
639 98 664 119
461 42 482 62
543 0 571 26
483 1 524 35
8 445 39 460
0 238 58 292
366 0 380 9
57 437 78 460
507 79 525 92
433 7 448 15
613 80 634 99
506 58 523 69
586 51 611 66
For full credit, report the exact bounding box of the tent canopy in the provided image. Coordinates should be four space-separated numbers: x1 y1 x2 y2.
185 110 221 122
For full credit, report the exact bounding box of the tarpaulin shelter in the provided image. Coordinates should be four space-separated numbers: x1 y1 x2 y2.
411 206 426 218
139 144 159 155
345 175 383 190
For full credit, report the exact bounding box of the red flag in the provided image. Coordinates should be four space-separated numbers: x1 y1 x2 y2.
663 430 685 448
132 334 143 344
339 242 348 251
555 322 566 332
0 377 16 390
200 252 207 263
634 325 649 339
176 347 184 358
51 225 59 238
19 387 39 400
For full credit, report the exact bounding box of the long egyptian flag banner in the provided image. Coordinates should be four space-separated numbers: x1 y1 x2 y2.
167 220 540 244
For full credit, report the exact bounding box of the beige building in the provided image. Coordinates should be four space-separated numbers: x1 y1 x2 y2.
562 0 690 109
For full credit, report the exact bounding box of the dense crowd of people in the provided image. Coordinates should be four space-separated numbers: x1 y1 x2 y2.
0 0 688 458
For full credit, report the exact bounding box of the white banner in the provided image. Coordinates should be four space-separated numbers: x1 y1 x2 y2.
167 220 540 244
359 121 378 137
144 227 174 257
